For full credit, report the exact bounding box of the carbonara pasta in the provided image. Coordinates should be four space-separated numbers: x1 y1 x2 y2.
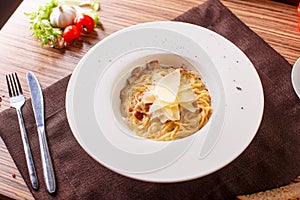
120 60 212 141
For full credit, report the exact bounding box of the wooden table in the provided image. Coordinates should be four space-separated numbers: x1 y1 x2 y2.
0 0 299 199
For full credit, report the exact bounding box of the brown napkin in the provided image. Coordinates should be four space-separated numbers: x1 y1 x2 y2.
1 0 299 199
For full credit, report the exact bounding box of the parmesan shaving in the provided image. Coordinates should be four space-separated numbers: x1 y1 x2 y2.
144 68 197 123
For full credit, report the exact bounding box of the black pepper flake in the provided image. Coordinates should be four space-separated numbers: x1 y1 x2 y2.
236 86 242 91
241 106 244 110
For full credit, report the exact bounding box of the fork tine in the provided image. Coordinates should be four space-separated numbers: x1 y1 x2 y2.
6 75 12 97
14 73 23 95
9 74 16 96
6 73 23 97
12 73 19 96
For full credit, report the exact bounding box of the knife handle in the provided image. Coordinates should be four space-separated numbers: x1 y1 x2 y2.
37 126 56 193
17 108 39 190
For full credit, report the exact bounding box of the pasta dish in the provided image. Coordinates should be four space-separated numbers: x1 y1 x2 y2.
120 60 212 141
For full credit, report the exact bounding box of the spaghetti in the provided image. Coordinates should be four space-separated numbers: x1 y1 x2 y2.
120 60 212 141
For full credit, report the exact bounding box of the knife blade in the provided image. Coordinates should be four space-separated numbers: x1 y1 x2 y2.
27 71 56 193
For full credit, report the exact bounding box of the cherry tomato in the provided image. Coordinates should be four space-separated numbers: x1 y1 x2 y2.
62 25 80 44
75 14 95 34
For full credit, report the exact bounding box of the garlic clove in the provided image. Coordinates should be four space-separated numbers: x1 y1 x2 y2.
50 5 77 28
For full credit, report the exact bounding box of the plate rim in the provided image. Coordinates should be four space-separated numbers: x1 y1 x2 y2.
291 57 300 98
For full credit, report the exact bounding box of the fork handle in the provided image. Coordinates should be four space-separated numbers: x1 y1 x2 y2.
37 126 56 193
17 109 39 190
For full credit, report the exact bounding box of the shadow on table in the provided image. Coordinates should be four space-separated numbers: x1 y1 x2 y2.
0 0 23 30
273 0 298 6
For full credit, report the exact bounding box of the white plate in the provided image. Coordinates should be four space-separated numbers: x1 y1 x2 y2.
66 21 264 182
291 57 300 98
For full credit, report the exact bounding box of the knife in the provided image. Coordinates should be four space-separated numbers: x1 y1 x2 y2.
27 72 56 193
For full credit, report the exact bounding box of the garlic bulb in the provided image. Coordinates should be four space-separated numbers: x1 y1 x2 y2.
50 5 77 28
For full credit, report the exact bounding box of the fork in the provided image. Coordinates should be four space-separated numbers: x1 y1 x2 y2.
6 73 38 190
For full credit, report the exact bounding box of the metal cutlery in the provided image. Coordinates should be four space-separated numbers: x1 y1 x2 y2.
27 71 56 193
6 73 39 190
